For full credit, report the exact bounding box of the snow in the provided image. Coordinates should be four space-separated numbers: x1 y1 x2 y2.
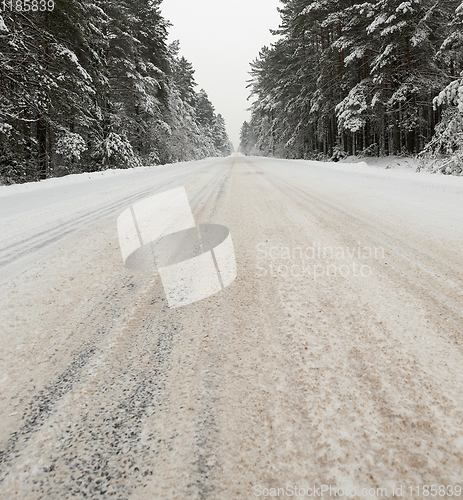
55 132 88 160
1 153 462 327
0 15 8 32
257 156 463 245
1 156 462 271
344 47 365 64
396 2 414 14
0 159 216 283
1 154 462 203
55 44 92 81
367 14 386 33
0 165 161 198
1 155 463 494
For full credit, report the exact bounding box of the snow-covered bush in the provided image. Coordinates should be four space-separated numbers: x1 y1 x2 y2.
147 150 160 165
420 74 463 174
101 132 142 169
55 132 87 161
330 145 348 162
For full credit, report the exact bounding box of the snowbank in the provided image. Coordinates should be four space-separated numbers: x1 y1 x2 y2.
0 165 161 197
335 155 463 190
0 157 224 197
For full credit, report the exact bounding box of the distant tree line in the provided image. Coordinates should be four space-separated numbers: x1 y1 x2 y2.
0 1 231 184
240 0 463 173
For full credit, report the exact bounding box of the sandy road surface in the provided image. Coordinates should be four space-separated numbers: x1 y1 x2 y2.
1 155 463 499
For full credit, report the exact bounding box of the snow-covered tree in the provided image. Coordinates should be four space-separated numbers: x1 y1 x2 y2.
0 3 230 184
214 114 231 156
246 0 463 163
420 1 463 173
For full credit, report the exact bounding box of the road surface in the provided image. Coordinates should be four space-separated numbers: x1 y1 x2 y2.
1 154 463 499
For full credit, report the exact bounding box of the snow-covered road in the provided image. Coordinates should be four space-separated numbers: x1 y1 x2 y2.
1 154 463 499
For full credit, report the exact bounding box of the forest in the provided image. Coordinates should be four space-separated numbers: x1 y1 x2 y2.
240 0 463 174
0 0 231 185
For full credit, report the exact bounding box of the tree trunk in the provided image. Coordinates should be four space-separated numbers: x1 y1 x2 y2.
37 118 48 180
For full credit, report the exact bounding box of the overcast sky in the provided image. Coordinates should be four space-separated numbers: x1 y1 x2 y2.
160 0 282 150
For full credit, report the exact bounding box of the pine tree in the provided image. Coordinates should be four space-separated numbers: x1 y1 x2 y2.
0 4 230 183
213 114 231 156
246 0 463 167
423 1 463 173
